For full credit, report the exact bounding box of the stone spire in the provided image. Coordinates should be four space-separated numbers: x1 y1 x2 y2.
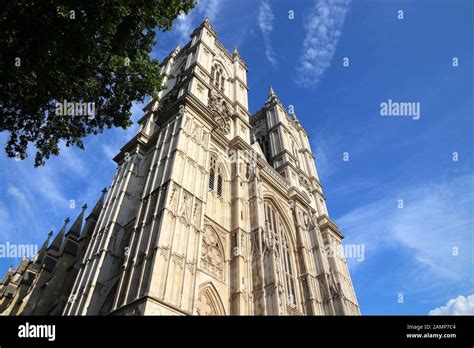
269 85 275 96
66 204 87 238
233 46 240 58
266 85 279 105
79 189 107 241
48 218 70 251
201 17 217 37
88 188 107 220
203 17 213 29
34 231 53 263
0 266 14 285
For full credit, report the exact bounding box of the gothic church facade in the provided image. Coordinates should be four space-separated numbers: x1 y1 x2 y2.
1 19 359 316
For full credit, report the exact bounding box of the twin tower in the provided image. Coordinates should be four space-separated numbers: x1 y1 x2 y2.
2 19 360 316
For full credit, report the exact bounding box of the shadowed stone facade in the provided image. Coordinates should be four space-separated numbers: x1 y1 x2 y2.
0 192 105 315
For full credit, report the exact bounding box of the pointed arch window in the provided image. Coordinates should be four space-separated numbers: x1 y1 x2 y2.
208 156 225 198
209 157 216 190
282 233 297 307
215 70 220 87
217 167 223 197
210 66 215 84
210 64 225 92
263 201 298 308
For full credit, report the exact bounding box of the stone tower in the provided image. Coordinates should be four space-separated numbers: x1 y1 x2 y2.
62 19 360 316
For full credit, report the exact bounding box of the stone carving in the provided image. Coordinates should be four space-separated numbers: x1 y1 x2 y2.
303 213 310 227
169 184 179 213
172 254 185 269
184 118 206 145
200 227 224 280
177 192 191 221
186 261 196 274
183 117 192 133
190 122 203 143
299 175 311 193
208 90 231 135
196 291 217 315
192 201 202 225
159 247 170 261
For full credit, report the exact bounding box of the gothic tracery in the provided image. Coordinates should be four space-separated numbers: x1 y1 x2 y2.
200 227 224 280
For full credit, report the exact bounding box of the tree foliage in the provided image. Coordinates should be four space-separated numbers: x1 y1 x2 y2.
0 0 195 166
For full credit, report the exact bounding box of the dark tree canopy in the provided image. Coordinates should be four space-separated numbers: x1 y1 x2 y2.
0 0 195 166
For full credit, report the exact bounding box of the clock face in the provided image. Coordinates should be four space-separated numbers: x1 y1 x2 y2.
216 114 231 134
208 89 232 135
211 109 231 135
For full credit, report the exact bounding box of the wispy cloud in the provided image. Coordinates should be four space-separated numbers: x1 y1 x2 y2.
7 185 33 214
0 201 13 240
310 132 340 179
175 0 223 43
296 0 351 88
60 145 88 177
202 0 221 21
24 166 69 210
339 174 473 291
175 12 195 43
258 0 277 67
429 294 474 315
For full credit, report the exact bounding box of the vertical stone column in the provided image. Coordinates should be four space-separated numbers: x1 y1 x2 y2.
229 149 252 314
290 203 318 315
248 165 269 314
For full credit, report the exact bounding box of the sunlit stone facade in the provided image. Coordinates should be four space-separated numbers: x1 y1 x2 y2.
1 19 360 316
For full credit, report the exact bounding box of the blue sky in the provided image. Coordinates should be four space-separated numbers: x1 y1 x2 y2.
0 0 472 315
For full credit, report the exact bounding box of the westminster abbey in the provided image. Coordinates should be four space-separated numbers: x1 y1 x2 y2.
0 19 360 316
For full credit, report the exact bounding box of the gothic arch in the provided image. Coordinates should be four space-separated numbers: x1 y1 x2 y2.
195 282 226 316
262 197 300 309
211 58 231 80
262 194 297 249
200 225 225 281
207 149 231 178
210 60 228 93
207 151 230 198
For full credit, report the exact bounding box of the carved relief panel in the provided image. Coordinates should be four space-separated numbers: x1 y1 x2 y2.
200 227 224 280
